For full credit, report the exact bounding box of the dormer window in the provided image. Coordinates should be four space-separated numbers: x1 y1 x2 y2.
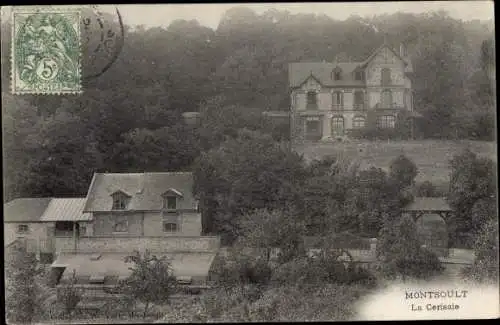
111 191 130 210
161 188 183 211
164 196 177 210
355 71 364 81
333 67 342 81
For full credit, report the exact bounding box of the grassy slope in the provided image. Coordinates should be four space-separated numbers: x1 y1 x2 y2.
295 140 496 187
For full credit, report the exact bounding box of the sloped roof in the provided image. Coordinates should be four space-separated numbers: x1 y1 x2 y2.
403 197 452 212
359 43 408 68
40 198 92 222
3 198 52 222
54 251 216 280
289 43 413 88
288 61 365 88
83 172 198 212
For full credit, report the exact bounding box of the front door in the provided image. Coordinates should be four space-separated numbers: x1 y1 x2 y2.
305 119 322 141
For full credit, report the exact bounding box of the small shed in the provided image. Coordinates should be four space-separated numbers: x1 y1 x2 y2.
402 197 452 257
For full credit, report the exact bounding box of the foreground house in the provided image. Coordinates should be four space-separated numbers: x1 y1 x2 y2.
51 172 220 292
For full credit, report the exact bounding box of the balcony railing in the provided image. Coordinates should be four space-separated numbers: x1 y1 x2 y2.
332 104 343 111
352 104 365 111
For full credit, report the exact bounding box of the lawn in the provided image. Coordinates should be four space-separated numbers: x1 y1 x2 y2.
295 140 496 186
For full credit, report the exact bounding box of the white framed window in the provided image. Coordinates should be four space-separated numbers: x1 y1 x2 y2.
112 192 130 210
332 92 343 110
163 196 177 210
306 91 318 109
332 67 342 80
354 91 364 110
352 116 366 129
377 115 396 129
163 212 179 233
381 68 391 85
380 89 393 108
113 215 128 233
17 224 29 234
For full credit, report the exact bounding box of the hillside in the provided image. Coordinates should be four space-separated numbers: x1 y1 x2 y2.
295 140 496 186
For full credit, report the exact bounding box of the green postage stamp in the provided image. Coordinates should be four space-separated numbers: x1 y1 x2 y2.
11 7 82 94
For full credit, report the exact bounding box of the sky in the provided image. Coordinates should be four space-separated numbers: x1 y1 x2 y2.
102 1 494 29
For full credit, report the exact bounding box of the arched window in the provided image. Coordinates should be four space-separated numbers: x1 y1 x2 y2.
377 115 395 128
331 116 344 136
380 89 393 108
381 68 391 85
352 116 366 129
332 67 342 81
306 91 318 109
332 91 343 110
354 90 364 110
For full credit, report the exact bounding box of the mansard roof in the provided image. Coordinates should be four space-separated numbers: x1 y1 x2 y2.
83 172 197 212
289 43 412 88
289 61 365 88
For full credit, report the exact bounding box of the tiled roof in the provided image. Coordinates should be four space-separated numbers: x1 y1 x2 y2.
3 198 52 222
40 198 92 222
54 251 216 280
288 61 365 88
83 172 198 212
289 44 412 88
403 197 452 212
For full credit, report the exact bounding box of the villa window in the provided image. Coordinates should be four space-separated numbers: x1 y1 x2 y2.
333 67 342 80
332 92 343 110
355 71 364 81
352 116 366 129
113 215 128 233
380 89 393 108
111 191 130 210
17 224 29 234
306 91 318 109
381 68 391 86
354 91 364 110
377 115 396 129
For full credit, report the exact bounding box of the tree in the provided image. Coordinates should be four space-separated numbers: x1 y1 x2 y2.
5 242 39 323
193 129 307 243
448 148 496 246
121 250 178 319
389 154 418 189
56 270 83 320
236 208 306 265
462 218 499 283
416 181 438 197
377 215 443 281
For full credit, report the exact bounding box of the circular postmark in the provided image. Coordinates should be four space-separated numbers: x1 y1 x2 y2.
80 5 124 80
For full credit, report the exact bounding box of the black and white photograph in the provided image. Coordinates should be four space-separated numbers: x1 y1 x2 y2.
2 2 498 323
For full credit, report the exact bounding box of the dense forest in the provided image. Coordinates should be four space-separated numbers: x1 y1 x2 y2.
2 7 495 202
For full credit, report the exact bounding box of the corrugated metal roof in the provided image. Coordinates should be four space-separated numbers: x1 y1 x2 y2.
3 198 52 222
83 172 198 212
403 197 452 212
40 198 92 222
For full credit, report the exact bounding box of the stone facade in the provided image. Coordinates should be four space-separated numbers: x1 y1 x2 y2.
55 236 220 254
289 43 414 142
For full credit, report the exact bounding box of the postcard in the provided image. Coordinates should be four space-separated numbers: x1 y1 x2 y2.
2 2 498 323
